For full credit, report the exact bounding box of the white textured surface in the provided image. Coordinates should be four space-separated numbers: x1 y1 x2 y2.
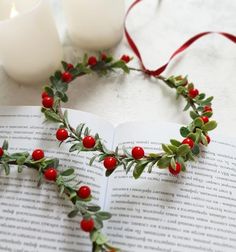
0 0 236 137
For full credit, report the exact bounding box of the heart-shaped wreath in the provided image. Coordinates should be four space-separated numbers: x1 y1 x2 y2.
0 52 217 252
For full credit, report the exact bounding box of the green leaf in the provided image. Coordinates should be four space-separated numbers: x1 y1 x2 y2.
147 161 156 173
186 151 195 161
2 162 10 175
69 191 77 200
201 133 208 146
17 165 23 173
96 211 112 220
133 161 148 179
44 86 54 97
67 209 79 218
76 123 85 137
180 127 190 137
59 185 65 196
183 102 191 111
2 140 8 150
37 172 43 187
98 154 107 162
168 144 178 153
54 70 62 80
192 144 200 155
61 168 74 176
201 96 214 106
61 61 68 71
50 76 56 86
194 117 204 128
86 205 101 212
62 93 69 103
69 143 81 152
77 64 91 74
170 157 176 169
176 156 186 172
44 158 59 168
187 83 194 90
82 54 88 65
195 128 202 143
177 86 185 94
177 144 190 156
202 120 217 131
63 110 69 127
56 91 68 103
89 155 98 166
162 144 173 155
55 81 68 93
202 111 213 118
126 160 135 174
190 111 199 119
95 233 108 245
16 156 26 165
10 152 29 159
111 61 130 73
105 168 116 177
148 153 162 158
187 133 196 141
197 93 206 100
157 156 171 168
44 110 62 123
94 217 103 229
170 139 181 147
90 230 100 242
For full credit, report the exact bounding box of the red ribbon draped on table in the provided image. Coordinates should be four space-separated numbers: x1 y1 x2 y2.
125 0 236 76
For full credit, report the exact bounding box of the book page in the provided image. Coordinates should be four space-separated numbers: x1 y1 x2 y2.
0 106 114 252
104 122 236 252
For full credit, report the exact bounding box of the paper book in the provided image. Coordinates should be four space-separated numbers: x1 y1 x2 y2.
0 106 235 252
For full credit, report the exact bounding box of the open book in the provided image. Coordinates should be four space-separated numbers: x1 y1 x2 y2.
0 106 235 252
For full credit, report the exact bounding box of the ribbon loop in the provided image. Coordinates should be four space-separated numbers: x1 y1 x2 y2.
125 0 236 76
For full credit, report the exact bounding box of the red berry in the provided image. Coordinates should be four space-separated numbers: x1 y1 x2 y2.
44 168 57 181
0 147 4 157
62 72 73 83
32 149 44 161
80 218 94 232
88 56 97 66
182 138 194 149
77 186 91 199
169 162 181 176
206 135 211 144
41 91 49 99
201 116 209 124
67 63 74 70
203 106 212 113
101 53 107 61
103 157 117 170
188 88 199 98
82 136 96 149
42 96 54 108
56 128 69 141
132 146 145 160
120 55 131 63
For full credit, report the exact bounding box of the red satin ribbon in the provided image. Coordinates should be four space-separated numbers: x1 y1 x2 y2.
125 0 236 76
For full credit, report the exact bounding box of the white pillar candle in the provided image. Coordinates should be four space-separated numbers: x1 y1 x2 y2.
0 0 63 85
62 0 125 50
